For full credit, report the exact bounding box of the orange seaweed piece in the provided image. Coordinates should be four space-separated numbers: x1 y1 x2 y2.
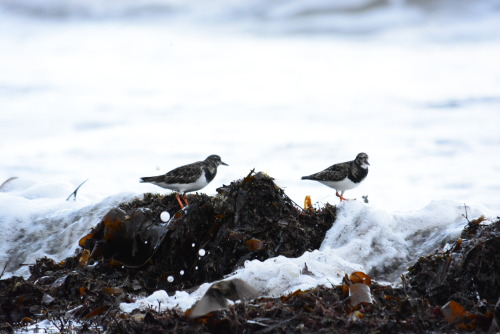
350 310 365 320
349 271 372 286
342 283 349 298
108 259 123 267
442 301 467 323
246 238 264 251
78 249 91 267
281 289 307 302
84 306 109 319
102 287 124 295
103 216 124 241
304 196 313 210
78 233 94 248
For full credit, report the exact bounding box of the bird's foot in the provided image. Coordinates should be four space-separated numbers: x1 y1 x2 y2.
336 192 348 201
339 196 348 201
182 194 189 206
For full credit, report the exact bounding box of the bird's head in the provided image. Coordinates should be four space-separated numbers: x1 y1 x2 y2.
205 155 229 167
355 152 370 169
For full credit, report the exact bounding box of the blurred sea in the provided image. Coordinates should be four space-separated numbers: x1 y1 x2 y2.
2 0 500 212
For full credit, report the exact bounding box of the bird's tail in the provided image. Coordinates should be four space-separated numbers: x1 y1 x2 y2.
140 176 155 183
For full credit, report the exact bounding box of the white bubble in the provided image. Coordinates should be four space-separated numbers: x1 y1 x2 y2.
192 243 195 247
180 270 184 275
160 211 170 222
198 249 206 256
195 266 198 270
167 276 174 282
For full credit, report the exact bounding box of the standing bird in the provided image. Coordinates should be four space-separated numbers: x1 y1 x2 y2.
140 155 228 209
301 152 369 201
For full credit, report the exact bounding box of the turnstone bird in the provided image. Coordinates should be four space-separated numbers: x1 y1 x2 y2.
140 155 228 208
301 152 369 201
189 279 259 318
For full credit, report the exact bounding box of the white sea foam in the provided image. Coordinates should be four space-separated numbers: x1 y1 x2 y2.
118 199 495 313
0 178 136 278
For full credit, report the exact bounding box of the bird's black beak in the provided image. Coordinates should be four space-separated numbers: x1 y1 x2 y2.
366 161 370 166
221 161 229 166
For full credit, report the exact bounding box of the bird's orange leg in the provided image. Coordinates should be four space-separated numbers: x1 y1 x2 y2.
175 194 185 209
182 194 189 206
336 192 347 201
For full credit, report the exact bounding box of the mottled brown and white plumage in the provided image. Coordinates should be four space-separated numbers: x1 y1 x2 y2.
302 153 369 201
140 155 228 208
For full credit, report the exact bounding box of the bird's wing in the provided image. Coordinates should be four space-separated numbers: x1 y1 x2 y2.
163 162 203 184
309 161 350 181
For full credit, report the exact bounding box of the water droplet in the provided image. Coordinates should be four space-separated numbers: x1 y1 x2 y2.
180 270 184 275
160 211 170 222
192 243 195 247
195 266 198 270
167 276 174 282
198 249 206 256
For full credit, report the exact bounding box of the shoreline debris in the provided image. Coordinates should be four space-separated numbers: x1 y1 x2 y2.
0 172 498 333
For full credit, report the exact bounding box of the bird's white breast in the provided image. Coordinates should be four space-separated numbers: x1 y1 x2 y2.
159 174 208 193
319 177 360 191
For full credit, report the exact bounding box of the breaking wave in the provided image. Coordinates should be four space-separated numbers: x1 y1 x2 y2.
1 0 499 34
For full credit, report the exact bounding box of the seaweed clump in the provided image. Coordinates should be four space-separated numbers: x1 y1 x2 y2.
75 171 336 294
106 219 500 334
406 215 500 306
